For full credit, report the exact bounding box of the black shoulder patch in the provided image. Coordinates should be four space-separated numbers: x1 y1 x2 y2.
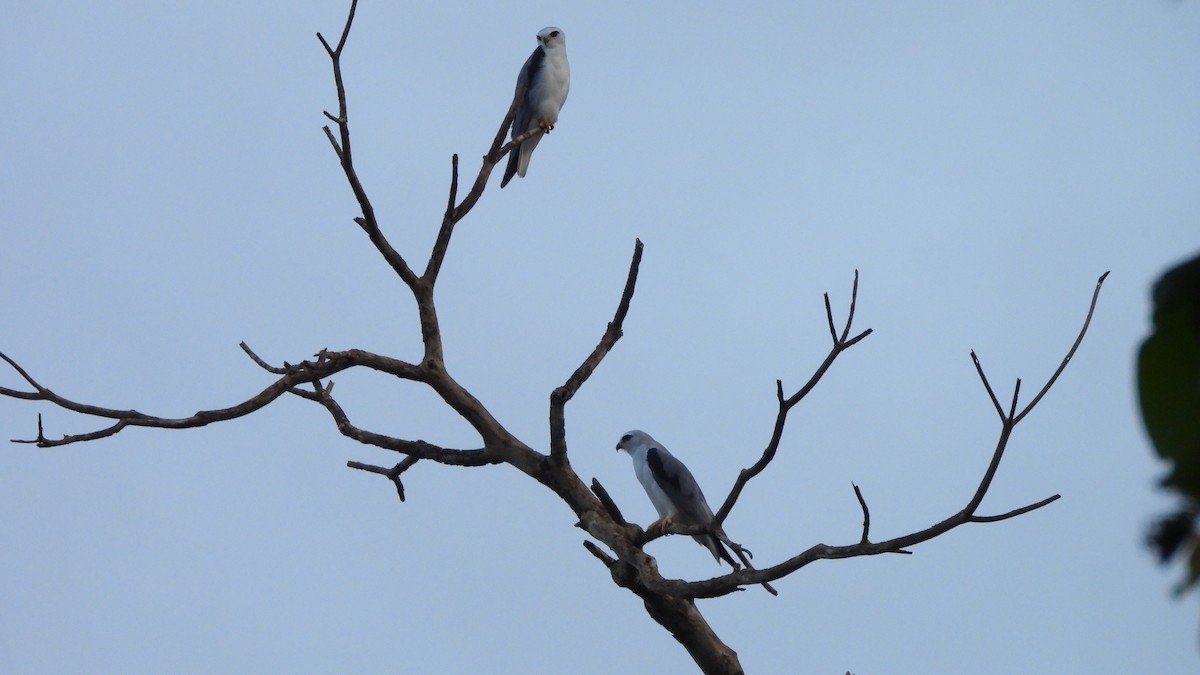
525 46 546 96
647 447 682 492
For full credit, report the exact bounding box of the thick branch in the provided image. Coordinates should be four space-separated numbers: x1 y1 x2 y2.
590 479 628 525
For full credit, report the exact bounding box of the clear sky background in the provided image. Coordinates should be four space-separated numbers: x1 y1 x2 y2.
2 2 1198 673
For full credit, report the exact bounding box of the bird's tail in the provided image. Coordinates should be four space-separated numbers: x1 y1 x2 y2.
701 533 780 596
696 534 738 568
500 131 544 188
516 133 542 178
500 147 520 188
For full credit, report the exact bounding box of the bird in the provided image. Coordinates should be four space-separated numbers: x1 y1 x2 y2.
615 429 737 565
500 26 570 188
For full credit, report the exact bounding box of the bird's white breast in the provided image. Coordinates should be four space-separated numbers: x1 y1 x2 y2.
531 46 570 125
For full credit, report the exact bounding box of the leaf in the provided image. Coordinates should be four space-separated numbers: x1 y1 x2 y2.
1139 251 1200 591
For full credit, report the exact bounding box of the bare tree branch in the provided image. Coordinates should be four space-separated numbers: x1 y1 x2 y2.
1012 271 1109 424
713 270 872 527
0 4 1110 672
583 540 617 567
240 341 286 374
348 456 420 502
853 483 871 545
1 348 446 449
310 374 500 465
423 88 532 285
549 239 644 463
970 494 1061 523
2 349 322 446
590 479 628 526
317 0 424 300
643 273 1105 600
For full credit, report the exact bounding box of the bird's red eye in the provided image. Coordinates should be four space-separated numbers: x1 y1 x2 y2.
621 434 631 443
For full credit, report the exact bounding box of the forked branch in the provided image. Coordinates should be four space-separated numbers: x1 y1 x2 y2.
650 271 1108 599
0 4 1111 672
713 270 872 526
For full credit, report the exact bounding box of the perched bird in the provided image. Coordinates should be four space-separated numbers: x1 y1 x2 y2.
615 429 735 564
500 26 570 188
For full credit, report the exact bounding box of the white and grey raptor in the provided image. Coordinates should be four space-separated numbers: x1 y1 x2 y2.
616 429 778 595
500 27 570 188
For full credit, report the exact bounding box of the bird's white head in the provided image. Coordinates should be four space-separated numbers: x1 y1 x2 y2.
616 429 652 454
537 26 565 48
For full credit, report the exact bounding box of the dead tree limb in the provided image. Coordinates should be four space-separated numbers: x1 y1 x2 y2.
633 272 1108 600
0 3 1109 673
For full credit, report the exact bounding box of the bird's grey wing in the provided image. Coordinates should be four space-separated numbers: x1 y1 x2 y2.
646 446 716 525
647 445 733 564
500 46 544 188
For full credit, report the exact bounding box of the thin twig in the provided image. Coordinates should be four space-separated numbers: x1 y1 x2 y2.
971 351 1004 419
971 494 1061 522
240 342 285 374
1013 271 1109 424
853 483 870 544
348 456 420 502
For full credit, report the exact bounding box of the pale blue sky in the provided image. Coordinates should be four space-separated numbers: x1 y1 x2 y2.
2 2 1198 673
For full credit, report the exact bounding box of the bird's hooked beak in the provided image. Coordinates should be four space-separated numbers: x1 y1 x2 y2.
615 432 632 452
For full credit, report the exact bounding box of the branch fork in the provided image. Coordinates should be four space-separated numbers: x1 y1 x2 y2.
0 3 1111 673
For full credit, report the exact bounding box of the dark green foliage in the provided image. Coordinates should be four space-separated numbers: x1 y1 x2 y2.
1139 251 1200 594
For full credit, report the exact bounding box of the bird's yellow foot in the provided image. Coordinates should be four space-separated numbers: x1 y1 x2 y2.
538 120 555 133
647 515 674 536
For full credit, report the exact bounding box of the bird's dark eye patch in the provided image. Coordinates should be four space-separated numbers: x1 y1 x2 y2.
550 30 559 37
620 434 631 443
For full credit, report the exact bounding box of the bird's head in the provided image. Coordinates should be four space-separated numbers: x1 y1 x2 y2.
616 429 652 454
537 27 565 48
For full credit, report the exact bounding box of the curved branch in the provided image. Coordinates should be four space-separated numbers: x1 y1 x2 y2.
317 0 417 290
2 350 319 447
549 239 644 463
1013 271 1108 424
2 348 422 448
310 376 500 465
852 483 871 545
655 272 1105 599
424 87 533 285
713 271 871 526
971 494 1061 522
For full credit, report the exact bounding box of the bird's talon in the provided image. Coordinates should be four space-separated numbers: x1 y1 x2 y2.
647 515 673 536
